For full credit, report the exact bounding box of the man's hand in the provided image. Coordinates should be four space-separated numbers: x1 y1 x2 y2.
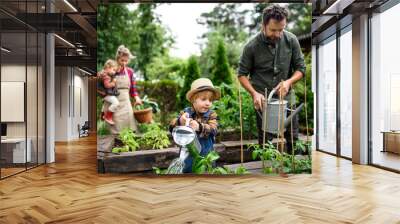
274 80 291 97
134 96 143 106
252 91 265 110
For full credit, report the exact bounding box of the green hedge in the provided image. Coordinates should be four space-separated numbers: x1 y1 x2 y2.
136 80 179 125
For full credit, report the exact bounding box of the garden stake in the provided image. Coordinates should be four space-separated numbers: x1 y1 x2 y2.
277 81 288 177
277 81 284 152
280 83 285 152
290 85 295 172
305 72 309 142
237 78 244 165
262 88 269 170
304 68 311 158
263 88 268 146
276 84 281 151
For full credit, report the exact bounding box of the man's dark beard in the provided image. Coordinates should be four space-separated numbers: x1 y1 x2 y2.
266 36 280 43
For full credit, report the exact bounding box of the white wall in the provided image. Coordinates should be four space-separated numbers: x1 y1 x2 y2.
55 66 89 141
55 66 68 141
1 65 40 137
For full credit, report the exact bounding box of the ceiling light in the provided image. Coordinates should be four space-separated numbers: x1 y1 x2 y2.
54 34 75 48
322 0 354 15
63 0 78 12
323 0 341 14
78 67 92 76
1 47 11 53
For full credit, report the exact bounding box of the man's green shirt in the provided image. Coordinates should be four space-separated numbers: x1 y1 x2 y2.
237 30 306 93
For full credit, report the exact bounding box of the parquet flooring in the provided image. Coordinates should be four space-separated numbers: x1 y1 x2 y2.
0 135 399 223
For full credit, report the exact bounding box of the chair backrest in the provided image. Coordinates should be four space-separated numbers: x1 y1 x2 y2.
82 121 90 130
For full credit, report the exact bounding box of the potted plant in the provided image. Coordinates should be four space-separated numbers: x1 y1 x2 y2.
133 95 159 124
97 120 115 153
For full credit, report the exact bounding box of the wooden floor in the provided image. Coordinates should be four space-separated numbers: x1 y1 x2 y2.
1 136 400 223
1 167 26 177
372 150 400 171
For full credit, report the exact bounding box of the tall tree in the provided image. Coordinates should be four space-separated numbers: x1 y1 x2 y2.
179 56 201 108
210 38 233 89
197 3 249 43
287 3 312 35
136 3 169 80
198 29 243 78
197 3 251 76
97 4 139 70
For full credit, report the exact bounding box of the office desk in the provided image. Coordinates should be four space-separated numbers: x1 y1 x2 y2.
1 138 31 163
382 131 400 154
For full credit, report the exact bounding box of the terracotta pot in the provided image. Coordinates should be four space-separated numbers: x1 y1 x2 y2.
134 108 153 123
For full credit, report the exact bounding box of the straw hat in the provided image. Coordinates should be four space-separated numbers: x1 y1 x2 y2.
186 78 221 101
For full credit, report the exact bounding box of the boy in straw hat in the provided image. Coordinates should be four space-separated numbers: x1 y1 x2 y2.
170 78 220 173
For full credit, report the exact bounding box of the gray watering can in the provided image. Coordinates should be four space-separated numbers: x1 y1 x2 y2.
171 116 201 161
257 88 304 135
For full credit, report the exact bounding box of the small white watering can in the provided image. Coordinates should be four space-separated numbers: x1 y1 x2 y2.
171 116 201 160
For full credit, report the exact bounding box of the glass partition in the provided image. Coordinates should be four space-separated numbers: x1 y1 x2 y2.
371 3 400 171
0 0 46 179
317 35 337 155
339 27 352 158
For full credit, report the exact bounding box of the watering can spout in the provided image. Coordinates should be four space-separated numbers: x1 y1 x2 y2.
284 103 304 128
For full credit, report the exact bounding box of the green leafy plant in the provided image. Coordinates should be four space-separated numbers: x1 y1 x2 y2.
294 140 312 173
250 142 277 172
249 141 312 175
97 120 111 136
240 90 258 139
153 167 167 174
193 151 220 174
186 144 250 174
112 128 140 153
213 84 240 131
212 87 258 140
138 122 162 133
234 165 250 174
294 53 313 132
153 147 250 175
209 165 250 175
139 124 170 149
112 145 130 153
135 95 160 113
185 143 219 174
295 141 306 154
211 167 230 174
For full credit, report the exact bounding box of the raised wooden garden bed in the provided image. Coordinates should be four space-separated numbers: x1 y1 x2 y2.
102 147 179 173
98 138 286 173
224 154 310 175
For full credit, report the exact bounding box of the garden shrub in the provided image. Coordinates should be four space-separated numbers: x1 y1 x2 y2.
137 79 179 126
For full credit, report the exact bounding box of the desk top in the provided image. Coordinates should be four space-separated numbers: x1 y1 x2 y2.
381 131 400 134
1 138 29 143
